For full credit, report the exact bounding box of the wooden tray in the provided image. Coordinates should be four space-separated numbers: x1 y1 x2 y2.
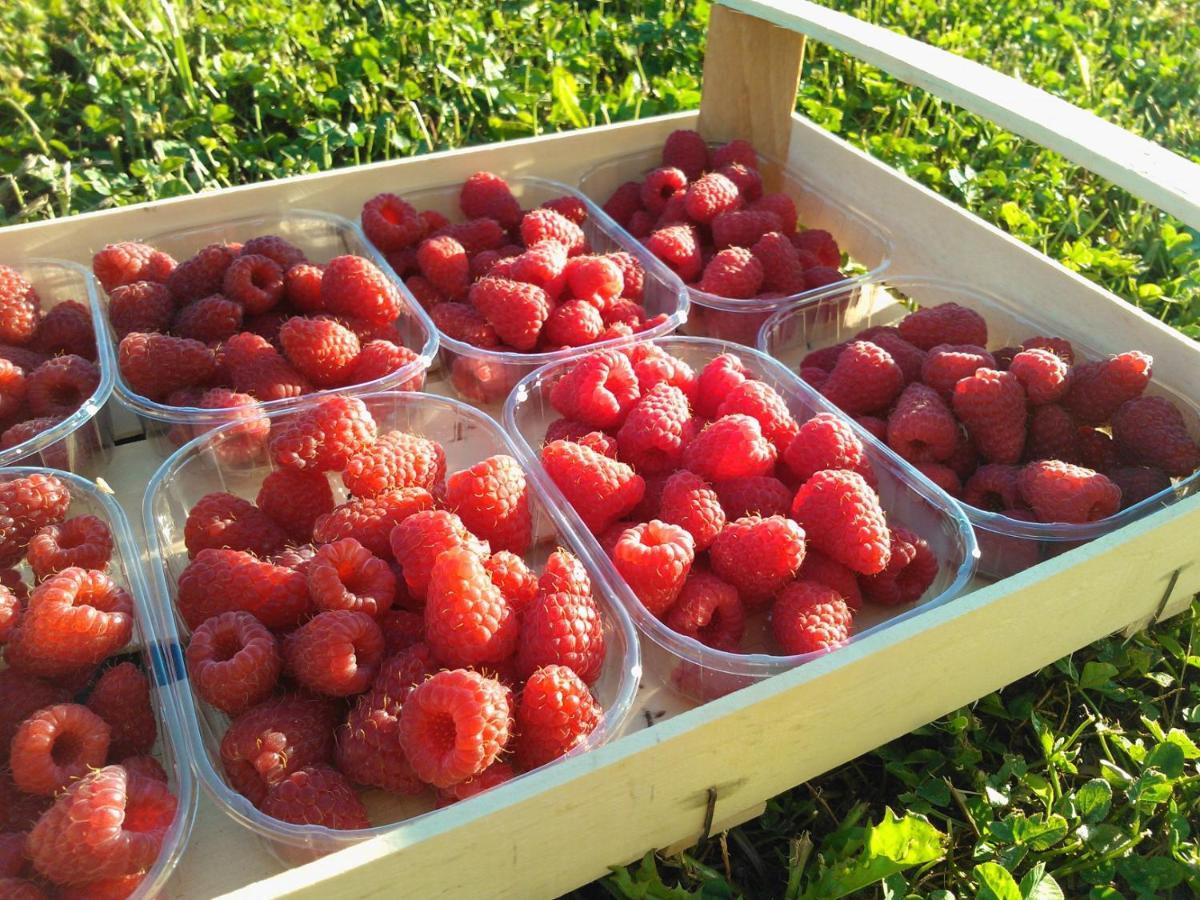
2 1 1198 896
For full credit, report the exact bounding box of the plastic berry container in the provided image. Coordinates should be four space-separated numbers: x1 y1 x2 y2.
0 259 115 473
142 390 641 863
93 210 438 457
576 146 893 346
380 176 688 408
0 467 197 898
757 276 1200 579
502 336 977 703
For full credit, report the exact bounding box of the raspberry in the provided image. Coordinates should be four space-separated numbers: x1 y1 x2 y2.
32 300 95 360
516 588 605 683
644 225 703 282
549 350 640 430
220 332 311 401
541 195 588 225
284 609 384 697
693 353 748 419
616 383 695 475
711 139 758 170
0 474 71 567
683 173 741 224
657 471 725 552
460 172 523 229
885 383 958 463
745 194 795 234
221 255 284 315
0 832 25 877
661 130 709 180
750 232 807 294
507 241 569 300
1111 395 1199 477
945 428 980 479
1018 460 1121 524
820 341 904 416
962 464 1022 511
898 303 988 351
610 520 695 617
399 669 511 788
991 346 1020 370
437 218 507 255
177 549 309 631
783 412 874 486
436 761 515 807
415 235 470 301
85 663 155 758
640 167 688 215
1024 404 1081 463
26 515 113 580
1077 426 1119 473
270 395 377 472
1109 466 1173 509
717 379 798 453
343 429 445 497
520 208 586 256
914 463 963 498
9 703 110 795
512 665 601 772
683 414 776 481
251 468 333 544
378 607 425 653
627 343 696 400
771 581 852 655
91 243 175 293
389 509 489 600
272 544 319 572
544 300 603 347
276 316 360 388
260 765 369 831
860 525 938 606
625 210 655 237
166 243 238 305
565 255 624 309
0 345 48 374
186 611 281 715
348 340 422 388
665 570 744 651
315 487 434 560
308 538 395 618
183 492 285 560
859 332 926 386
530 551 586 604
424 547 518 668
952 368 1027 464
320 255 403 326
710 514 806 606
0 670 67 764
797 549 863 611
0 419 66 464
172 294 243 343
469 278 551 352
285 263 326 312
0 585 18 645
220 694 339 804
27 766 176 886
1008 348 1070 406
713 161 761 202
445 455 531 555
23 355 98 419
602 181 644 227
791 469 890 575
430 302 499 348
711 210 782 250
1022 336 1075 364
471 554 536 617
362 193 426 252
696 247 764 298
0 359 26 421
6 569 132 678
541 440 645 535
787 229 839 269
118 332 215 401
0 270 40 347
920 344 996 400
240 236 306 271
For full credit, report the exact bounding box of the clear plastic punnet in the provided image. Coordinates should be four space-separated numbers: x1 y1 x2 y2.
143 390 641 863
94 210 437 457
577 146 893 346
379 176 688 408
0 259 115 473
0 468 197 898
758 276 1200 579
503 336 977 702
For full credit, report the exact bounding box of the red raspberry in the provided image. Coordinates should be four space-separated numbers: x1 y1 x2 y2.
520 208 586 256
661 129 709 180
549 350 640 430
260 765 369 831
991 346 1020 370
693 353 748 419
513 665 601 771
270 395 377 472
220 694 339 804
565 255 624 309
240 236 306 271
717 379 798 453
800 344 845 372
255 468 334 543
797 549 863 611
945 428 980 479
517 589 605 683
469 277 551 351
696 247 764 298
1109 466 1172 509
683 414 776 481
431 302 499 348
308 538 395 618
858 332 925 387
684 173 741 224
1112 395 1199 477
436 218 507 255
710 514 806 606
183 492 285 559
0 670 67 763
640 167 688 215
32 300 95 360
783 412 874 485
749 194 797 234
606 252 645 301
665 570 744 651
460 172 523 229
177 549 309 631
378 607 425 653
9 703 109 795
711 210 782 250
602 181 644 227
118 332 215 401
820 341 904 416
711 139 758 170
625 210 655 237
416 235 470 301
1018 460 1121 524
425 547 518 668
0 474 71 567
85 663 155 758
716 162 763 203
507 241 568 300
389 509 489 600
655 191 690 227
611 520 694 617
186 611 281 715
711 475 789 520
1077 426 1119 472
657 471 725 552
445 455 531 555
24 355 99 418
791 469 890 575
1022 336 1075 364
0 585 18 644
167 243 238 305
222 255 284 315
886 382 958 463
26 515 113 580
7 569 132 678
645 225 703 282
0 419 67 464
963 464 1023 511
1008 348 1070 406
362 193 426 252
342 429 445 497
479 552 537 614
898 303 988 351
771 581 852 655
540 195 588 225
920 344 996 399
0 832 25 877
616 383 695 475
285 263 326 312
750 232 807 294
284 609 384 696
627 343 696 399
91 243 176 293
861 525 938 606
0 358 26 421
399 669 511 788
540 439 645 535
952 368 1027 464
277 316 361 388
533 549 589 602
320 255 403 326
348 340 422 388
172 294 243 343
315 487 434 560
436 761 516 807
543 300 602 348
27 766 176 886
914 463 963 498
1025 404 1081 463
788 229 839 269
220 332 311 401
0 344 48 374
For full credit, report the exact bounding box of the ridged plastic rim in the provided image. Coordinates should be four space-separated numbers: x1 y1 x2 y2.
757 274 1200 542
0 259 116 467
0 467 198 899
503 334 980 680
142 390 642 851
98 209 439 425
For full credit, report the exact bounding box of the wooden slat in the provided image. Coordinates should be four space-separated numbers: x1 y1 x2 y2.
718 0 1200 230
697 5 806 162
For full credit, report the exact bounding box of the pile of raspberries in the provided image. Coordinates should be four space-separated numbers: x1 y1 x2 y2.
91 236 424 415
797 302 1200 525
0 265 103 458
172 395 609 830
536 344 939 658
359 172 664 357
598 130 847 300
0 473 177 896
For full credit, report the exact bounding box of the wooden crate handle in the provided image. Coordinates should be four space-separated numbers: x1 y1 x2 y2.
701 0 1200 230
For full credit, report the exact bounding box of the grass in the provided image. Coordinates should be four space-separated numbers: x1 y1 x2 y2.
2 0 1198 896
